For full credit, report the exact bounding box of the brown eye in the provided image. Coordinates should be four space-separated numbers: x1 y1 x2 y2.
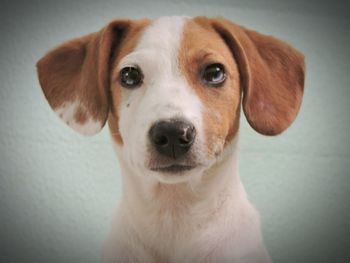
201 63 226 87
120 66 143 88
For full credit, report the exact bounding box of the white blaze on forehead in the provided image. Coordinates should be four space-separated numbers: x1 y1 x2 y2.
55 101 102 136
135 16 188 50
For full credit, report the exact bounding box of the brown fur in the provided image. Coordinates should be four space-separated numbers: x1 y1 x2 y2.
74 107 88 124
179 19 241 156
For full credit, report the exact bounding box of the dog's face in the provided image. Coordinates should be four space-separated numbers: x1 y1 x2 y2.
37 16 305 184
109 17 241 183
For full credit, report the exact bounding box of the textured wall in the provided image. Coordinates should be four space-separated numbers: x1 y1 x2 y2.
1 0 349 262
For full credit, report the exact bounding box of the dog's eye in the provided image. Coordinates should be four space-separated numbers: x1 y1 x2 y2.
201 63 226 87
119 67 143 88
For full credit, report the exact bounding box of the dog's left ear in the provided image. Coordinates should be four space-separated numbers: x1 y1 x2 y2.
36 20 130 136
210 17 305 135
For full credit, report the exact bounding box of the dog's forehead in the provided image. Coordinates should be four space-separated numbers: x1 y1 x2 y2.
119 16 189 69
118 16 226 70
136 16 189 50
126 17 223 55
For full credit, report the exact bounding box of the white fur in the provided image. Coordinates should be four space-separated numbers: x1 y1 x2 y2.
104 16 272 263
55 101 102 136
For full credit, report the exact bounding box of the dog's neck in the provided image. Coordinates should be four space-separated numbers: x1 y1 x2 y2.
114 135 247 222
107 134 268 261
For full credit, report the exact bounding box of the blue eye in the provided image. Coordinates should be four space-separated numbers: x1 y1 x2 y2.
201 63 226 86
120 67 143 88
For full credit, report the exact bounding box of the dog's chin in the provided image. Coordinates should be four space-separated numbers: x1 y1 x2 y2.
148 165 203 184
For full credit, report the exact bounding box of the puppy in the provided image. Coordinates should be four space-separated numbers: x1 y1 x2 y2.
37 16 304 263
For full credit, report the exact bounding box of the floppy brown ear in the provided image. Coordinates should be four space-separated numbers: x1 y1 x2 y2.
36 20 130 136
211 17 305 135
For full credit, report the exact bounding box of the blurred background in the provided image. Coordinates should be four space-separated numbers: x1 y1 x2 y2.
1 0 349 262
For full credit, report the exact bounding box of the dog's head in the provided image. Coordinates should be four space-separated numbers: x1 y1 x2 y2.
37 16 304 184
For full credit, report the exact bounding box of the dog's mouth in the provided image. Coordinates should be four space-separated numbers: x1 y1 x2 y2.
150 164 196 174
147 148 199 175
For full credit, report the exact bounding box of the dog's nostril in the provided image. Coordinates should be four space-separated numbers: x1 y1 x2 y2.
149 119 196 159
178 137 189 145
178 130 195 146
154 135 168 146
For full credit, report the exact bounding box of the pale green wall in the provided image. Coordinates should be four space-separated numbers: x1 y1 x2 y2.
1 0 349 262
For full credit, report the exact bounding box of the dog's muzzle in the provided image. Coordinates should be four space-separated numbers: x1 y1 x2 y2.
149 119 196 159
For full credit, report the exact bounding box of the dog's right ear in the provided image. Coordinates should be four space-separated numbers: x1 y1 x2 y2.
36 20 131 136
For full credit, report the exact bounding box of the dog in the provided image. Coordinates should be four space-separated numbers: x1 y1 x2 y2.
36 16 304 263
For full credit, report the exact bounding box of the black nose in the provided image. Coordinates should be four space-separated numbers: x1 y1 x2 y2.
149 119 196 159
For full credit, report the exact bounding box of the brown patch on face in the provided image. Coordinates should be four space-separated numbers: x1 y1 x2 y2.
178 18 241 156
108 20 151 145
